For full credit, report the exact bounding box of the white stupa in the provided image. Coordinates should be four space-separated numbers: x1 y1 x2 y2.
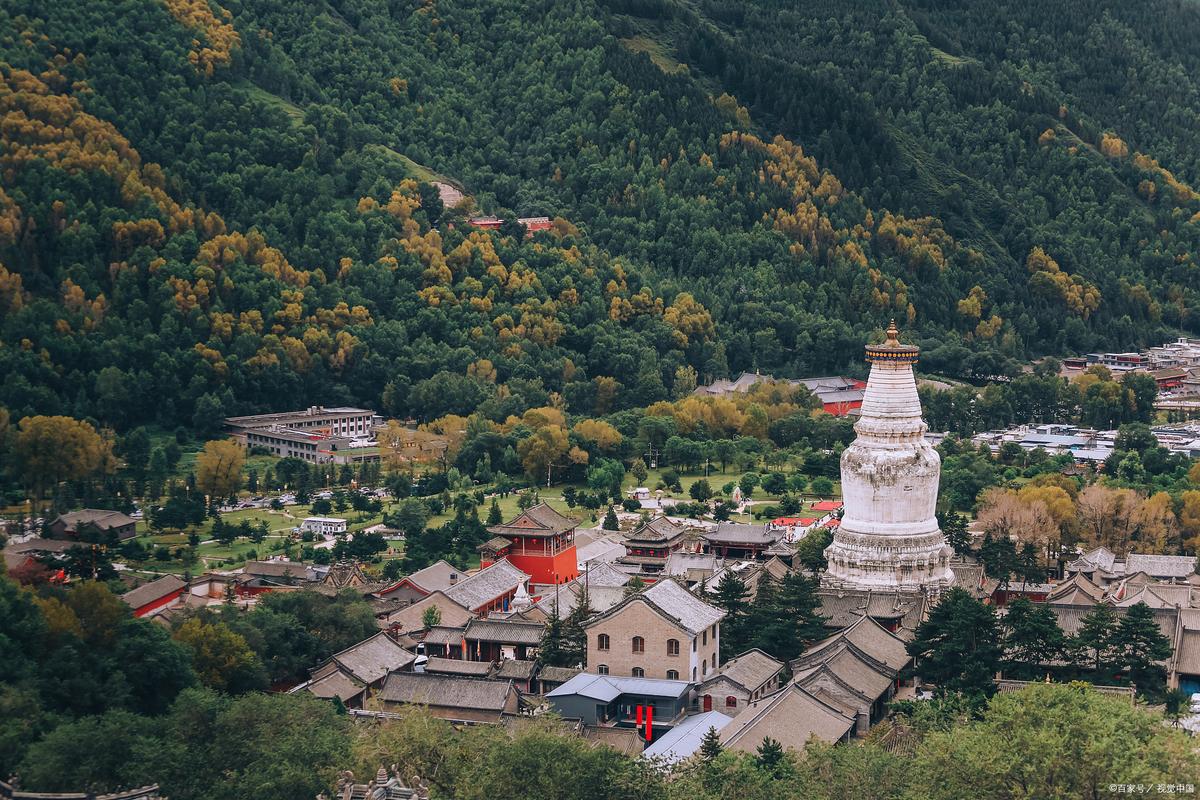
822 321 954 592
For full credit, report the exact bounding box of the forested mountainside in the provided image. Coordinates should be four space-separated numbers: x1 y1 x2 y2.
2 0 1200 430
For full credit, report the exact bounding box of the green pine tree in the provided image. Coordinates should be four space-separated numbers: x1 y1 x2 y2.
755 736 785 776
937 509 971 555
712 571 750 660
1075 602 1120 678
487 498 503 525
539 606 568 667
1112 602 1173 700
698 726 723 762
602 506 619 531
560 589 594 667
1001 597 1066 679
908 587 1002 702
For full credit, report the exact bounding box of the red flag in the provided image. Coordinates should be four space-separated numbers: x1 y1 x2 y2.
635 705 643 726
645 706 653 742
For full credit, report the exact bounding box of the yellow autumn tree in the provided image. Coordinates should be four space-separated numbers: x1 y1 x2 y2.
572 419 623 453
12 415 107 507
195 439 245 501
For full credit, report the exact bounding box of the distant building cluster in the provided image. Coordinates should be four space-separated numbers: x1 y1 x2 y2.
1063 337 1200 407
692 372 866 416
1063 336 1200 374
468 215 553 235
971 422 1200 464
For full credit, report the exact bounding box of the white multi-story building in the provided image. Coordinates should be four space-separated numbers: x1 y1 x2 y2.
301 516 348 536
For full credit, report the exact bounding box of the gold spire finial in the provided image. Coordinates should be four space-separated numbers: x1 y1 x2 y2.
885 319 899 346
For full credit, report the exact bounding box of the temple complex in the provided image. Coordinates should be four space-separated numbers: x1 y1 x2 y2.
822 322 954 593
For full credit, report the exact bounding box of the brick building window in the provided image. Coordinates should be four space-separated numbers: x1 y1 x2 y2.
632 667 645 677
726 696 737 708
632 636 645 653
597 664 609 675
667 639 680 656
666 670 679 680
597 633 610 651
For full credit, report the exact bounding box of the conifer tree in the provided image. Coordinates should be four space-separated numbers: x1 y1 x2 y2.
755 736 784 775
487 498 503 525
1112 601 1172 699
698 726 723 762
538 607 567 667
908 587 1002 702
712 571 750 659
937 509 971 555
1075 602 1120 677
602 506 619 531
561 589 594 667
1000 597 1065 679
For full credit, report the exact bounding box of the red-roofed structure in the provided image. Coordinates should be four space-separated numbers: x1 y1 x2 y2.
811 501 844 512
480 504 579 584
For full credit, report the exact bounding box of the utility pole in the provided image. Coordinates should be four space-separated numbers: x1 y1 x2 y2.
546 460 569 488
643 446 660 469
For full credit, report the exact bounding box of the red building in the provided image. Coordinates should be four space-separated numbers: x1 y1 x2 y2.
479 503 579 585
121 574 187 617
1151 367 1187 390
468 216 554 237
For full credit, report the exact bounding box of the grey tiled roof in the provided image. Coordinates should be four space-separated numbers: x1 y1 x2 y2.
719 684 854 751
537 666 582 685
53 508 137 531
423 657 494 676
401 560 464 593
444 559 529 611
580 560 631 587
793 643 895 701
626 516 686 544
120 574 186 609
797 613 911 672
421 625 467 646
327 632 416 684
1126 553 1196 579
487 503 577 537
707 648 783 692
464 617 545 645
817 588 925 631
304 669 365 702
640 577 725 634
380 672 515 711
241 560 317 581
664 552 721 577
492 659 537 680
703 523 780 545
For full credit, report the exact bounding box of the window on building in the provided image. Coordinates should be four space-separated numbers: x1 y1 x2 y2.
692 638 697 652
597 633 610 651
632 667 645 677
597 664 609 675
702 661 708 676
692 667 697 681
666 670 679 680
726 696 737 708
667 638 680 656
702 630 707 645
632 636 645 653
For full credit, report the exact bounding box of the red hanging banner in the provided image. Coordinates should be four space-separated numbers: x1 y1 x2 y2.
645 706 653 742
